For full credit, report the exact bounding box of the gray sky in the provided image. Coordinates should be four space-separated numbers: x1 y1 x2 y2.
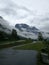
0 0 49 32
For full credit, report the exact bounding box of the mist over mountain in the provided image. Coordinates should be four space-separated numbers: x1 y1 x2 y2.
15 24 39 33
0 16 19 41
15 24 49 39
0 16 13 34
15 24 40 39
0 16 49 40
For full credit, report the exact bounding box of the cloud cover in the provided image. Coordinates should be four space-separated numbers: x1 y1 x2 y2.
0 0 49 32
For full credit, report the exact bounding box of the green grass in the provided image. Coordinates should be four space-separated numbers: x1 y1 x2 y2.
0 39 32 49
14 41 45 51
0 40 17 44
0 41 9 44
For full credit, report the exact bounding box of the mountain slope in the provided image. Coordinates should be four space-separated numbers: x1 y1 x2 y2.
15 24 40 39
0 16 12 34
15 24 49 39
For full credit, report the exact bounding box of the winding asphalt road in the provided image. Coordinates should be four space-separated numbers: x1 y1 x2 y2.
0 43 38 65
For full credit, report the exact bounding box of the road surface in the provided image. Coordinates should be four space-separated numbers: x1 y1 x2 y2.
0 43 38 65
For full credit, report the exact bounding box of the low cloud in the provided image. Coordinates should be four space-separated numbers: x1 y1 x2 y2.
0 0 49 32
0 0 31 19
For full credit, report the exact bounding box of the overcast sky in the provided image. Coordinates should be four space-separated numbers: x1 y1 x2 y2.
0 0 49 32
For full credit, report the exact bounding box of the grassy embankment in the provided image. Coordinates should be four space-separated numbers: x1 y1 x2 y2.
14 41 45 51
0 39 32 49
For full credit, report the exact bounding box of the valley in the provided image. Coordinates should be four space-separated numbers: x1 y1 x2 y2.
0 16 49 65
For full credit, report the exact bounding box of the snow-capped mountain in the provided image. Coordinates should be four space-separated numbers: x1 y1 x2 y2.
0 16 12 34
15 24 40 39
0 16 49 39
15 24 49 39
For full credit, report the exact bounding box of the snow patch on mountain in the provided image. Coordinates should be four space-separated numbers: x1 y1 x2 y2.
15 24 39 39
15 24 49 39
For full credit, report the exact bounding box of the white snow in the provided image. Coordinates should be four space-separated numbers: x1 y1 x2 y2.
16 28 38 39
16 27 49 39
